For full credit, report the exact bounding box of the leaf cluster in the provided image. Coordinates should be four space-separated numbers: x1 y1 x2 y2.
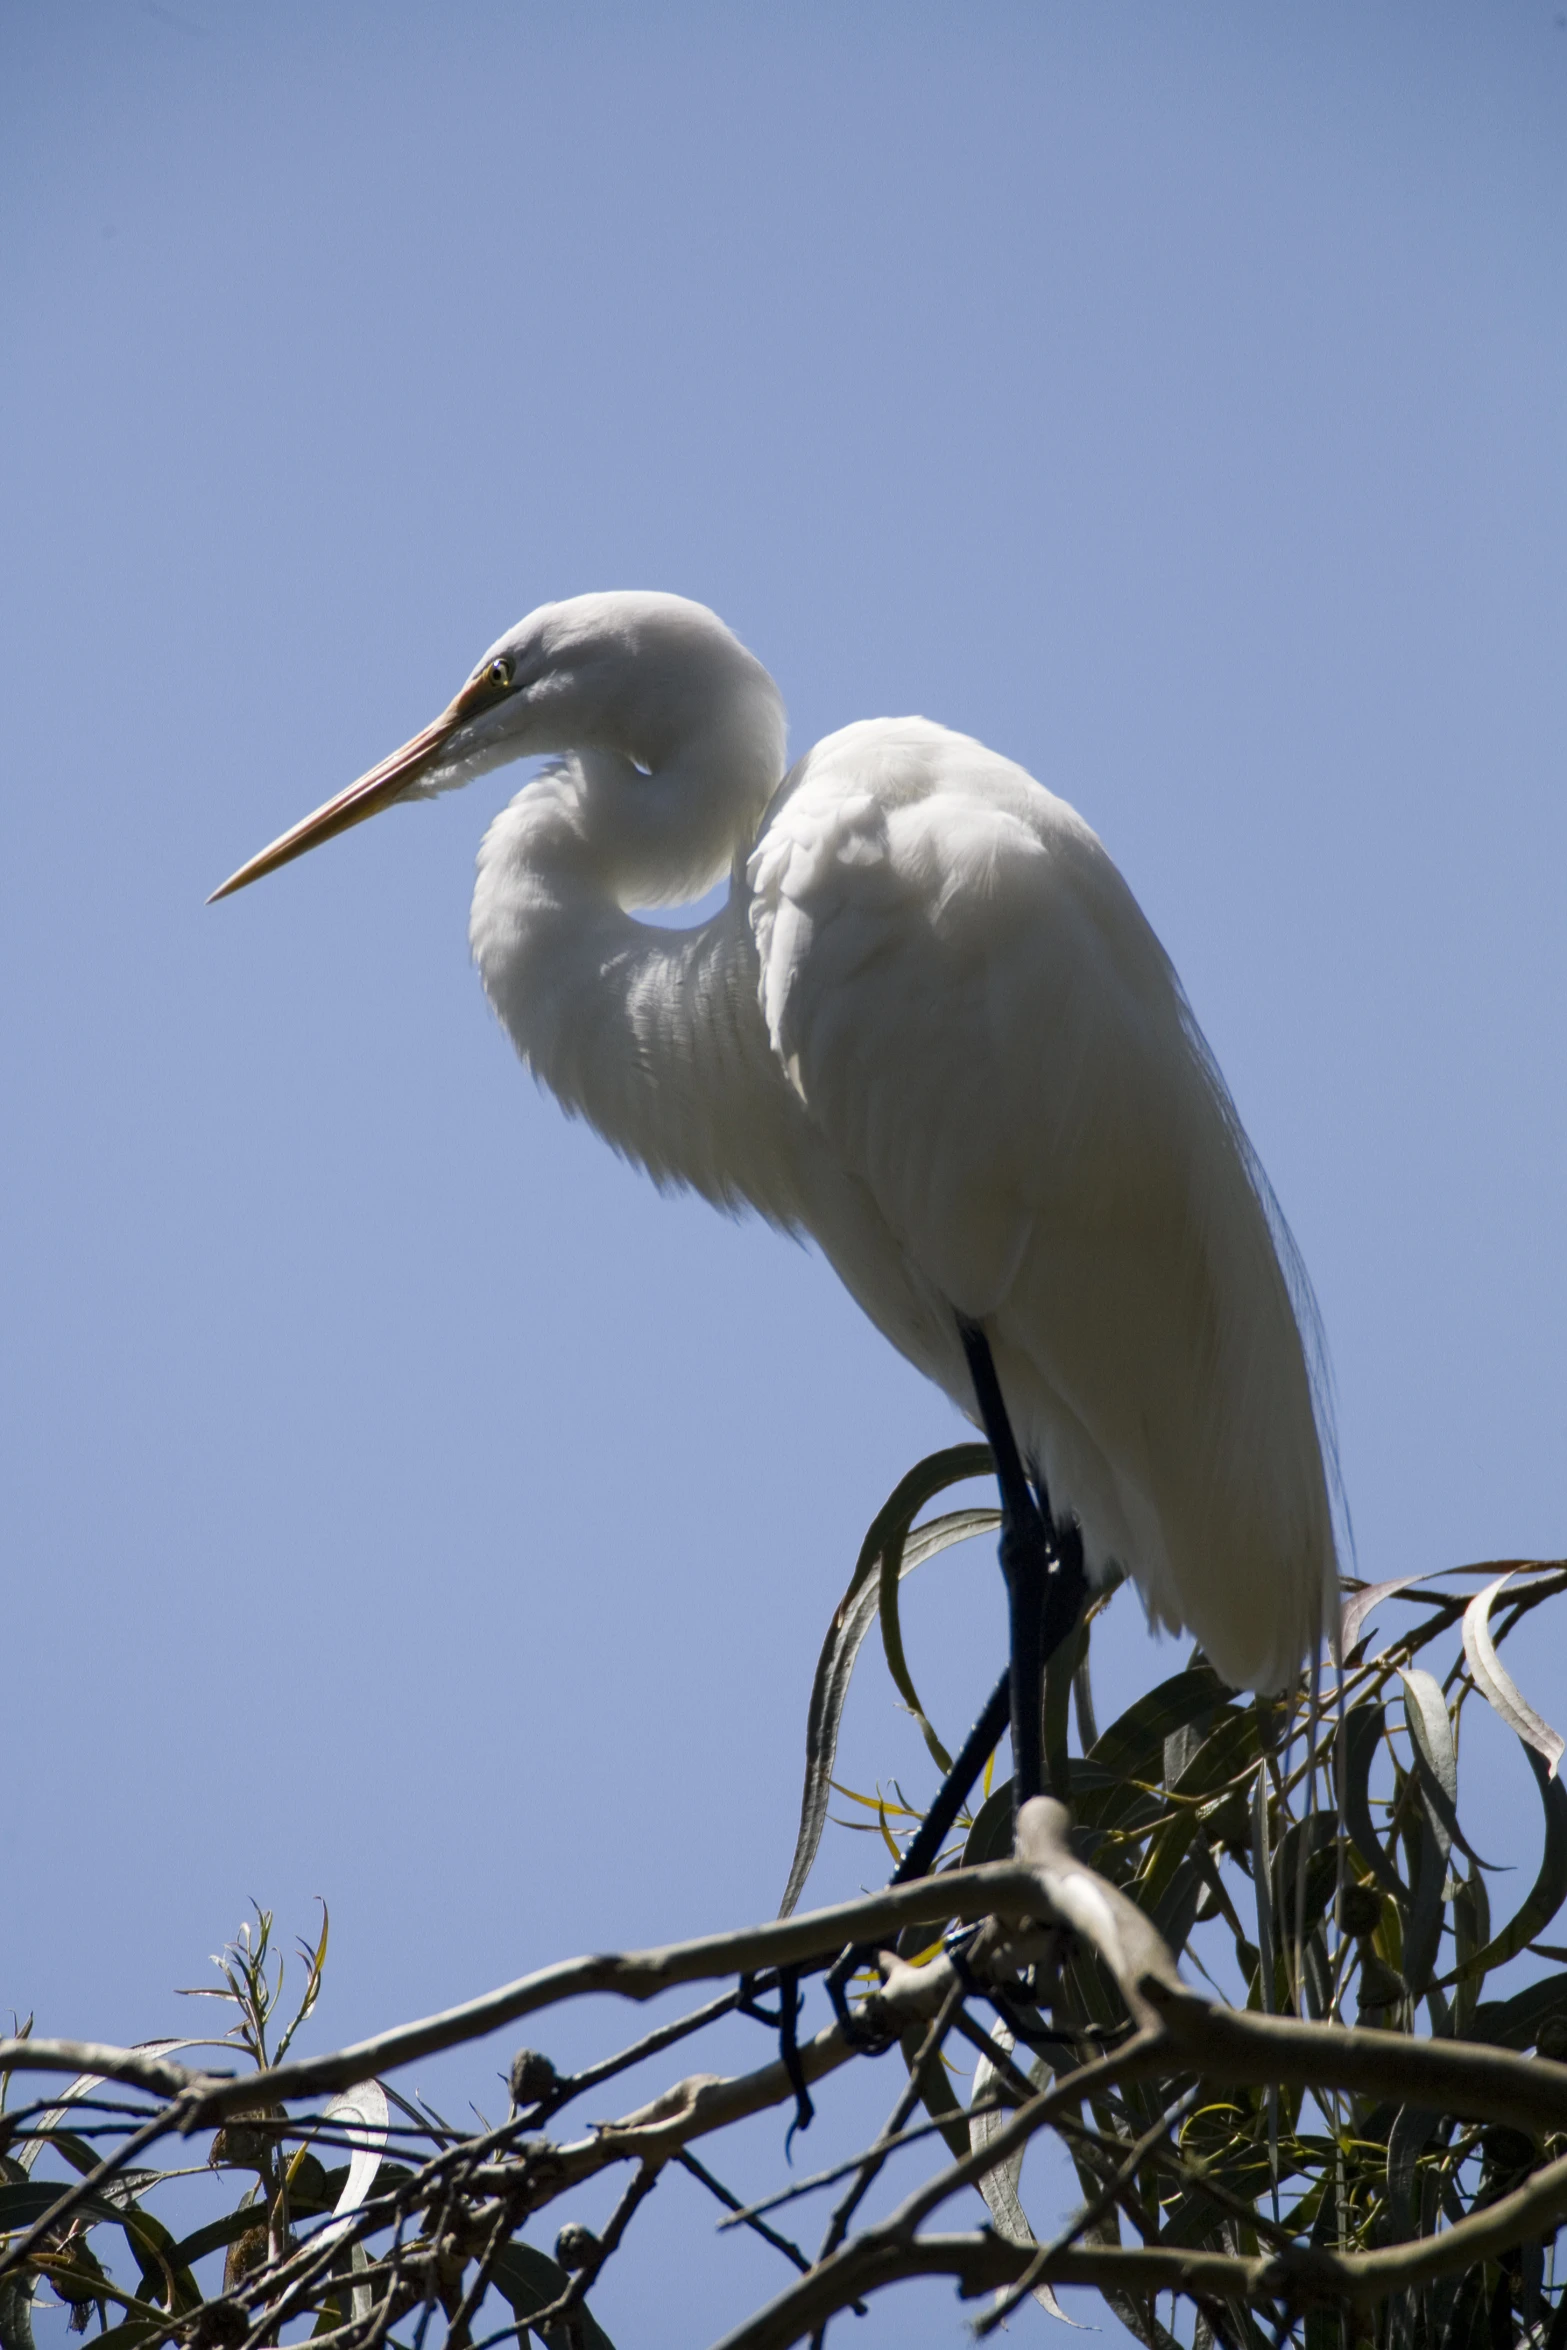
4 1453 1567 2350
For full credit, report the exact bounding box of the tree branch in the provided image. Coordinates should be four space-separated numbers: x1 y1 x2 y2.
0 1860 1047 2122
704 2140 1567 2349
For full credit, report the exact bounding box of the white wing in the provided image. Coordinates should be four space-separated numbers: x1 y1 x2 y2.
749 718 1335 1693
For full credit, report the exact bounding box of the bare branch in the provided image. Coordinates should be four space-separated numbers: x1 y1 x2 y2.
1144 1978 1567 2137
0 2040 223 2100
704 2134 1567 2349
88 1859 1045 2123
1012 1797 1187 2024
674 2149 814 2275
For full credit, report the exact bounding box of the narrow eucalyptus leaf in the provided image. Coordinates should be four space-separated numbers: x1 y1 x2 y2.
0 2182 144 2235
1468 1970 1567 2052
14 2073 103 2178
877 1530 954 1778
1150 1851 1207 1959
1042 1607 1087 1801
961 1781 1014 1869
1400 1793 1446 2004
1385 2106 1440 2242
1337 1703 1407 1903
165 2205 288 2275
1137 1808 1201 1919
1339 1571 1449 1661
309 2081 388 2253
64 2324 161 2350
966 2018 1078 2322
1073 1620 1099 1753
897 2027 967 2165
1077 1668 1229 1835
1463 1574 1567 1780
1171 1704 1255 1799
1399 1670 1499 1873
777 1450 992 1915
492 2241 617 2350
1451 1747 1567 1982
1251 1766 1275 2015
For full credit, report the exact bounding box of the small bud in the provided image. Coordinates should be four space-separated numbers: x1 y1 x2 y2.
1336 1885 1382 1939
554 2222 599 2273
1536 2016 1567 2062
509 2048 559 2107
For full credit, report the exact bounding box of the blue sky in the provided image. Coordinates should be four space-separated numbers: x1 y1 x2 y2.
2 5 1563 2342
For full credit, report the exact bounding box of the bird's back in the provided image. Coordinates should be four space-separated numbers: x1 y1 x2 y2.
748 717 1336 1693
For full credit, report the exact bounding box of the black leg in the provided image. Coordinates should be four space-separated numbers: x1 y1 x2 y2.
822 1664 1011 2037
822 1325 1087 2041
958 1316 1083 1815
889 1666 1011 1887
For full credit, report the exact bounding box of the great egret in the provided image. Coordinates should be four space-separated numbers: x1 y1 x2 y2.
212 591 1338 1834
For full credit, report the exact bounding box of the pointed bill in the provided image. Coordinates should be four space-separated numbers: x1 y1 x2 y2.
207 699 468 903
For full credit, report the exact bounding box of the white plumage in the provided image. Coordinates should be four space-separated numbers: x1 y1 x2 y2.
215 589 1338 1694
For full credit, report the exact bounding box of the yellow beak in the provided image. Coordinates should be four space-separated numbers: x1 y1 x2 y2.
207 693 470 904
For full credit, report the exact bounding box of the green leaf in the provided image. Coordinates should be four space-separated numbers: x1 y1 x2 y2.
1462 1574 1567 1778
1384 2105 1441 2242
965 2019 1076 2322
1399 1767 1446 2003
74 2323 163 2350
0 2181 154 2235
1451 1747 1567 1982
1042 1608 1088 1802
1450 1862 1492 2030
165 2202 293 2275
313 2081 388 2246
1400 1669 1498 1872
876 1508 998 1778
1336 1702 1407 1904
13 2073 105 2179
1170 1703 1255 1799
1468 1969 1567 2052
1268 1810 1341 2018
1339 1571 1450 1661
1076 1668 1230 1833
1149 1851 1207 1960
272 1897 329 2067
776 1445 993 1915
898 2024 969 2161
1136 1806 1200 1919
961 1779 1014 1868
1250 1764 1275 2017
491 2239 617 2350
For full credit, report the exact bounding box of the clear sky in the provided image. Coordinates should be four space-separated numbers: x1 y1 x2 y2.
2 5 1563 2343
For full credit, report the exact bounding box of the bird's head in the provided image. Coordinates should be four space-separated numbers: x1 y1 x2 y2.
208 591 783 903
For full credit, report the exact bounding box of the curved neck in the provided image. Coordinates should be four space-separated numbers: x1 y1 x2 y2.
576 697 781 910
468 706 805 1222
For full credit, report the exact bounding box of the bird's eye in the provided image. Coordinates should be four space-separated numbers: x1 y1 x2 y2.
484 656 513 690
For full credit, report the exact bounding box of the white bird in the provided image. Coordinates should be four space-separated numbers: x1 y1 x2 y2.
213 591 1337 1708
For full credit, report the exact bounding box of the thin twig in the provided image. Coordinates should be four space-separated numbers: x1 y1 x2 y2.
713 2101 1015 2231
441 2199 515 2350
536 1986 744 2120
0 2095 195 2282
816 1963 970 2262
675 2148 813 2273
529 2160 660 2332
